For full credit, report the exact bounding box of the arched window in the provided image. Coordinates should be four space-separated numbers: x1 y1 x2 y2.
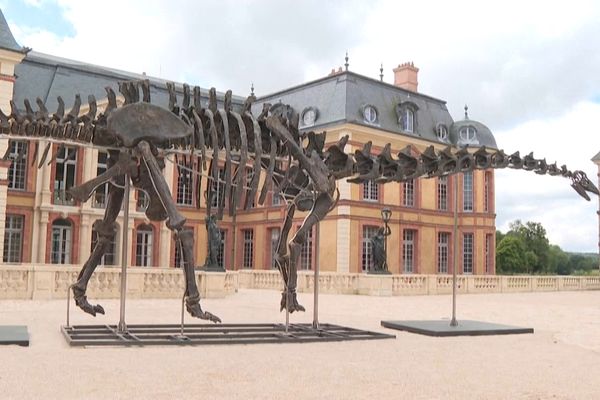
436 124 448 141
91 221 117 265
135 224 154 267
459 126 477 143
402 108 414 133
51 219 72 264
363 105 378 124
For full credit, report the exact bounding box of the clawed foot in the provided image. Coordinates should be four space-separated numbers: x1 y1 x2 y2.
280 291 306 313
72 286 105 317
186 296 221 323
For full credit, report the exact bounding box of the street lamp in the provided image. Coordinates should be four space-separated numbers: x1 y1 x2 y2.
381 207 392 272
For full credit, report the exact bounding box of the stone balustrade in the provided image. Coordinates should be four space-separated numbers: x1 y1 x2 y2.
1 264 600 299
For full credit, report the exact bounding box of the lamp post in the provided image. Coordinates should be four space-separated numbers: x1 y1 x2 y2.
381 207 392 272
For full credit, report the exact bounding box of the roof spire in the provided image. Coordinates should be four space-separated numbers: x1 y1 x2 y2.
379 63 384 81
344 51 349 71
464 104 469 119
0 9 28 53
250 82 255 97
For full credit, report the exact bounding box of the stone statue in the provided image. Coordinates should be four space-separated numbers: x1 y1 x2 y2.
370 226 391 273
203 214 223 271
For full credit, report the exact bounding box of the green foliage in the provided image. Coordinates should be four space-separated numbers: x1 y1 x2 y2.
496 220 599 275
496 235 527 274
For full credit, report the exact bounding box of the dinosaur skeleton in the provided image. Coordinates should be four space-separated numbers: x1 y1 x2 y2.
1 79 597 322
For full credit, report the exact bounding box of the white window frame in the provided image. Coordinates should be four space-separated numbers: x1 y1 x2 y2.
402 229 416 273
3 214 24 263
463 172 474 212
363 180 379 202
51 219 72 264
135 225 154 267
362 225 379 272
463 233 474 274
7 140 27 191
437 232 450 274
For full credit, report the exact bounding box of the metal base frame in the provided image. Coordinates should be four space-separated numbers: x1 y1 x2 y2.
0 325 29 346
381 319 534 337
61 323 395 346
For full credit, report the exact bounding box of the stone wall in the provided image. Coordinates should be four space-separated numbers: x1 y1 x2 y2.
1 265 599 300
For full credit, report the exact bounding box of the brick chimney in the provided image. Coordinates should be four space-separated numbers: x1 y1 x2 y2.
393 62 419 92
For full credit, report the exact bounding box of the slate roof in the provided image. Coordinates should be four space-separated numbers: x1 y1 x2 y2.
252 70 497 149
592 151 600 163
0 9 26 53
13 51 244 113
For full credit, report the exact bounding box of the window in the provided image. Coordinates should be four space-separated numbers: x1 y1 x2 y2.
403 180 415 207
91 224 117 266
462 172 473 212
216 229 226 269
363 180 379 201
269 228 280 269
363 105 377 124
463 233 474 274
54 146 77 205
437 232 450 274
485 234 493 274
402 229 416 273
93 152 109 208
272 193 282 206
245 168 255 208
396 102 418 133
137 190 149 211
299 228 313 270
401 108 414 133
173 226 193 268
437 124 448 141
7 141 27 190
51 219 72 264
459 126 477 143
3 215 24 263
210 167 226 209
176 164 194 206
362 226 379 272
242 229 254 269
135 224 154 267
484 171 492 212
437 176 448 211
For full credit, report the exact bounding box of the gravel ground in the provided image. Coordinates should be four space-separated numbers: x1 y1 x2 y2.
1 289 600 399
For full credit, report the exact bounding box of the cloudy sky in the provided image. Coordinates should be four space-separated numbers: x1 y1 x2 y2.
2 0 599 252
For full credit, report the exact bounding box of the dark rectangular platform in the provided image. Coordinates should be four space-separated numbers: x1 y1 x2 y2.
62 323 395 346
381 320 534 337
0 325 30 346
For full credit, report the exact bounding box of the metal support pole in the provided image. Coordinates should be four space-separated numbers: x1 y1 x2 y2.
450 174 459 327
312 221 320 329
117 173 130 334
383 220 389 271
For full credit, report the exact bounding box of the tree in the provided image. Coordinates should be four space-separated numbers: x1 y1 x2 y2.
508 220 550 274
496 235 528 274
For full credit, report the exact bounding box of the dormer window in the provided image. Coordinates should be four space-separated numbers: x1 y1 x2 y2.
436 123 448 141
396 101 419 134
363 105 378 124
301 106 318 127
402 109 414 132
459 126 477 143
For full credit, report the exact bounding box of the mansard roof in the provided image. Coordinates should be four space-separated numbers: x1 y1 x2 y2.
252 70 497 149
13 51 244 112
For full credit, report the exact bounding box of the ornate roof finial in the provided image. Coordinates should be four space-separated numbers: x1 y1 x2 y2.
344 51 349 71
250 82 255 97
464 104 469 119
379 63 384 81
